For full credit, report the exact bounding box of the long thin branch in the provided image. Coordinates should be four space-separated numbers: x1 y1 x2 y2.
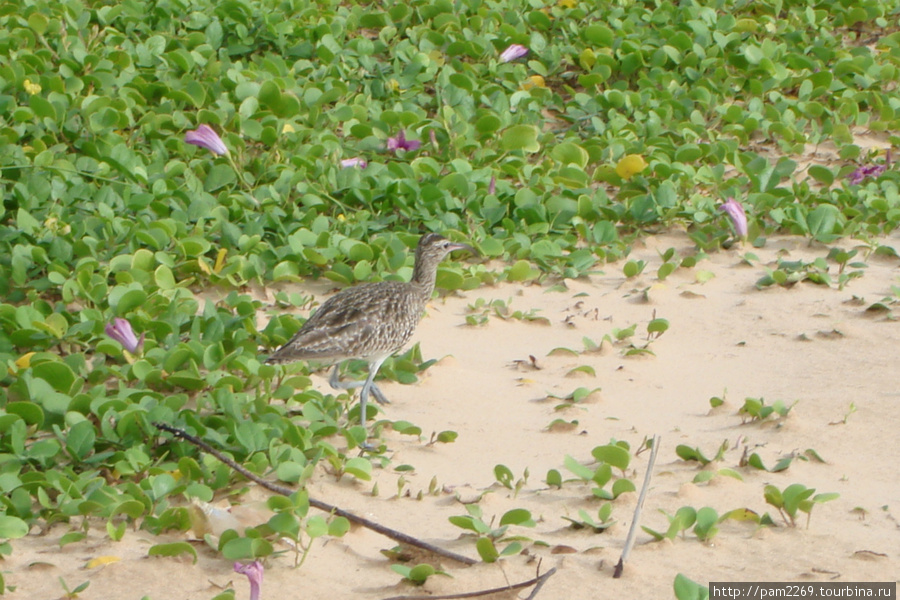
613 434 660 578
153 422 476 566
380 567 558 600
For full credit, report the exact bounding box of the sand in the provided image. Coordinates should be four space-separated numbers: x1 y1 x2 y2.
5 231 899 599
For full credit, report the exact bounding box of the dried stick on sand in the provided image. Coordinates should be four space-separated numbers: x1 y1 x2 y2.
614 434 660 578
153 422 477 566
380 565 558 600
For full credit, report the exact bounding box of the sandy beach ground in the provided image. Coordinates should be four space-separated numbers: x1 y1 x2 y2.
5 231 899 599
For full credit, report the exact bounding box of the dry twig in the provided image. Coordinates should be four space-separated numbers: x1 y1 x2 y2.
380 565 558 600
613 433 660 578
153 422 477 566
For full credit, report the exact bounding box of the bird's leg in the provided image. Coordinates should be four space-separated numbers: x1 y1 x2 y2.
357 357 387 429
328 363 390 405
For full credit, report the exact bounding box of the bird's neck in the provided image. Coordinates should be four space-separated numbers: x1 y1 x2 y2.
410 259 438 300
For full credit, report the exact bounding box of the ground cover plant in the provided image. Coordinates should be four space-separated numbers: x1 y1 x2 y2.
0 0 898 596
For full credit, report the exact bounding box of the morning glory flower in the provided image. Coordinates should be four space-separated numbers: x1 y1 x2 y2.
340 157 367 169
234 560 264 600
105 318 144 354
719 197 748 239
184 124 229 156
386 130 421 153
848 149 890 185
499 44 529 63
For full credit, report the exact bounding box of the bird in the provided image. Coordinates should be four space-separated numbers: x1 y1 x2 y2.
266 233 477 440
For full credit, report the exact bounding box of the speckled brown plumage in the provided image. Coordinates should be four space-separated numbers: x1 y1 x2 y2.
266 233 476 436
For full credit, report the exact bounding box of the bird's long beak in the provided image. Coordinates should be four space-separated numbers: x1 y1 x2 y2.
448 241 479 257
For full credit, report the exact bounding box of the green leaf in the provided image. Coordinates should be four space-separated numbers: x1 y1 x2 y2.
564 454 595 481
0 516 29 539
550 142 589 168
148 542 198 564
507 260 539 282
475 537 499 563
65 421 96 461
674 573 710 600
807 204 840 241
343 457 372 481
500 125 540 153
494 464 514 489
407 564 436 583
499 509 533 527
546 469 562 488
591 444 630 471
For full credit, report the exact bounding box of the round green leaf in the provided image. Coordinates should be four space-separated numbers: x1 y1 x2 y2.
500 125 540 153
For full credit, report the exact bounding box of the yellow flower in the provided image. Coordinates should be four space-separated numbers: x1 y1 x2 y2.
24 79 41 95
615 154 648 179
388 78 399 92
558 0 576 7
214 248 227 273
282 123 296 134
522 75 547 90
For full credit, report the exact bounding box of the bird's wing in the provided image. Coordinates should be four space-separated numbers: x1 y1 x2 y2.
266 283 404 363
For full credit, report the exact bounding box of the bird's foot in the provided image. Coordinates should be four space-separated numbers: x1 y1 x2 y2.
370 383 390 405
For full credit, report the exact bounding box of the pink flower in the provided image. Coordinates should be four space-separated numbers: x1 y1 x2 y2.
499 44 529 63
488 175 496 195
234 560 264 600
719 197 748 239
105 318 144 354
386 130 421 153
184 124 229 156
340 157 367 168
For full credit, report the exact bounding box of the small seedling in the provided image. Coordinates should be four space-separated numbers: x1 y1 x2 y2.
494 464 529 497
546 386 601 409
829 402 857 425
391 563 450 585
676 440 729 466
692 468 743 484
623 259 647 277
738 397 795 423
756 257 831 288
57 577 90 599
562 503 616 533
764 483 839 527
692 506 720 541
391 563 449 585
427 430 458 444
826 247 867 290
642 506 697 541
564 444 636 500
645 506 761 542
463 297 549 326
448 505 535 562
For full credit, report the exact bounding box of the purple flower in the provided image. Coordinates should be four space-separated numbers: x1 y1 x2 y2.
499 44 529 63
488 175 496 195
105 318 144 354
234 561 264 600
848 164 886 185
719 197 748 239
848 150 891 185
184 124 229 156
386 130 421 153
340 157 367 169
